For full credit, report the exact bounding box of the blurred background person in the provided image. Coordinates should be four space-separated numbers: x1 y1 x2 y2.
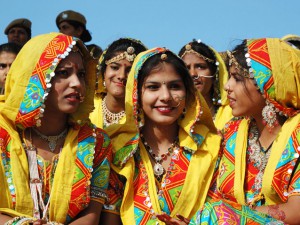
0 42 21 94
282 34 300 49
4 18 32 47
56 10 103 59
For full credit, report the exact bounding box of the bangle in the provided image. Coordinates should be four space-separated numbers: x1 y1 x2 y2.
47 222 64 225
4 216 26 225
15 218 34 225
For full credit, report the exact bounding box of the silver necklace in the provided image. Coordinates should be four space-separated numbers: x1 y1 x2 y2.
102 96 125 127
32 127 68 152
140 133 179 182
247 121 272 197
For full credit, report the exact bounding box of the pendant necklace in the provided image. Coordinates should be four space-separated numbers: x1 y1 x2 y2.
140 133 179 181
32 127 68 152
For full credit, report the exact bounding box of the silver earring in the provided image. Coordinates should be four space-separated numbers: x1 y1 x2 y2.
262 100 279 132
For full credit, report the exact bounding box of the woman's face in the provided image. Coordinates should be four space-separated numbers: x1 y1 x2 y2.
226 65 265 118
104 57 132 99
141 63 186 127
0 51 17 88
182 53 213 96
45 51 86 115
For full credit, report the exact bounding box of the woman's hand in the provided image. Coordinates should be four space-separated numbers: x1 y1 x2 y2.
156 213 190 225
32 219 47 225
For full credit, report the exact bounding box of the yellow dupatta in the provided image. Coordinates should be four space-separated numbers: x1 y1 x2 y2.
90 95 104 128
90 50 105 128
211 48 232 130
0 33 97 222
106 47 221 224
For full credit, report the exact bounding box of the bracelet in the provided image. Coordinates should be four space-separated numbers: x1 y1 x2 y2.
4 216 25 225
47 222 64 225
15 218 34 225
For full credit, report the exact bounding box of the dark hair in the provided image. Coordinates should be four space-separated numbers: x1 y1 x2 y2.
229 40 256 98
100 38 147 75
137 51 196 106
0 42 22 55
178 40 217 75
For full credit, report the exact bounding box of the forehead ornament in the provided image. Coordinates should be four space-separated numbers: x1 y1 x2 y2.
161 53 168 61
105 46 136 65
181 44 215 63
227 50 254 79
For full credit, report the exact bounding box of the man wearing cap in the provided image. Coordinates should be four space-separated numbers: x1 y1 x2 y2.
4 18 31 47
56 10 102 58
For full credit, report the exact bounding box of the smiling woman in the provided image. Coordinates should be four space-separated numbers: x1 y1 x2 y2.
90 37 147 129
99 47 221 225
0 33 112 225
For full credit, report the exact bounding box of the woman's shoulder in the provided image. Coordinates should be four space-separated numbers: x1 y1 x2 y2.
223 117 244 132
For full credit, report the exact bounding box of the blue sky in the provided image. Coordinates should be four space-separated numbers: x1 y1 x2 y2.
1 0 299 53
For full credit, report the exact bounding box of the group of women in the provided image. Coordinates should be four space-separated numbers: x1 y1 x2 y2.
0 31 299 225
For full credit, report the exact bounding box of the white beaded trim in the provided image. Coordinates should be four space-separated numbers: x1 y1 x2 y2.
35 40 77 127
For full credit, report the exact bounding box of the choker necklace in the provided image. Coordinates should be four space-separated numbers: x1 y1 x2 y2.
140 133 179 181
102 96 125 127
32 127 68 152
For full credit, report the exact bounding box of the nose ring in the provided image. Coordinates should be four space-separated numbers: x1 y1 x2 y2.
192 75 200 80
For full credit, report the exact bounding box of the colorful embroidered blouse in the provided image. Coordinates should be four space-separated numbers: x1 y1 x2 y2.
104 147 196 224
0 125 112 223
216 118 300 206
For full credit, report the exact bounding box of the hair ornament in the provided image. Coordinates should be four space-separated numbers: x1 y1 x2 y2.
227 50 253 79
161 53 168 61
105 46 136 65
181 44 215 63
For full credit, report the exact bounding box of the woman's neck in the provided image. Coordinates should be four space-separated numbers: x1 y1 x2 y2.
38 113 68 135
252 115 282 149
141 123 179 153
105 93 125 113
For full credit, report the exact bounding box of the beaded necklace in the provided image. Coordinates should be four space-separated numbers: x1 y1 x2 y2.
102 96 125 127
140 133 179 182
